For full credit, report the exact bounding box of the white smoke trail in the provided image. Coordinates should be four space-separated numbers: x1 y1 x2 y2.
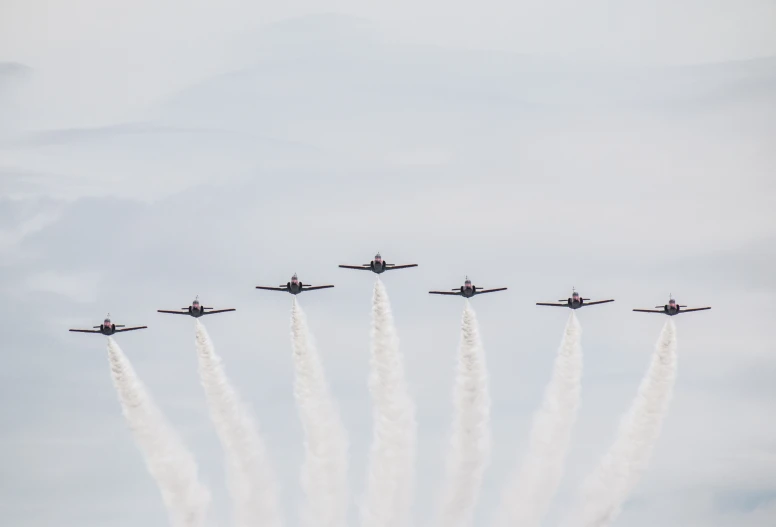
361 279 418 527
566 319 678 527
290 299 350 527
106 338 210 527
435 302 492 527
496 312 582 527
195 321 283 527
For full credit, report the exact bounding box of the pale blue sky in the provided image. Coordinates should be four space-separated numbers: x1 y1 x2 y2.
1 3 775 526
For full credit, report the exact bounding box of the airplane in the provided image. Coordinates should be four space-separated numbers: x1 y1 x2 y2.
69 314 147 335
633 295 711 316
536 288 614 309
339 252 418 274
157 296 236 317
429 276 507 298
255 273 334 295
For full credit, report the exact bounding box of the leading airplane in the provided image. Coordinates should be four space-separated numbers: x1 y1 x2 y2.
537 288 614 309
339 252 418 274
429 276 507 298
69 314 147 335
157 296 236 317
255 273 334 295
633 295 711 316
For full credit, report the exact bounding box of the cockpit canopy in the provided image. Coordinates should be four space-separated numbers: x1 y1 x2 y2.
192 300 200 307
291 274 298 282
465 279 472 286
669 298 676 305
572 291 580 298
104 318 111 325
375 253 382 261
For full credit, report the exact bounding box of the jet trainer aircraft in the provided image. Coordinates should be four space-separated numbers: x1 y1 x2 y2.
69 314 147 335
157 296 236 317
255 273 334 295
429 276 507 298
537 288 614 309
633 295 711 316
339 252 418 274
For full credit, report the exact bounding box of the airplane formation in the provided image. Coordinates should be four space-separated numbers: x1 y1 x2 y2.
68 251 712 336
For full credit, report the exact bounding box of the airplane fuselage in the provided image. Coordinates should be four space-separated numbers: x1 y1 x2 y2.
287 282 304 294
188 306 205 317
568 298 584 309
663 305 681 315
370 260 387 274
100 324 117 335
461 286 477 298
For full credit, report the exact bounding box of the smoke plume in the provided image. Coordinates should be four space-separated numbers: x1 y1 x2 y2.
435 302 491 527
361 279 418 527
497 312 582 527
566 319 678 527
290 299 350 527
195 321 283 527
107 337 210 527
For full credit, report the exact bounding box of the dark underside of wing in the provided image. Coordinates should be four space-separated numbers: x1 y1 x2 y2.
583 299 615 306
633 309 665 314
338 265 371 270
255 286 287 291
157 309 190 315
536 302 567 307
302 285 335 291
678 307 711 313
475 287 507 294
69 329 101 333
115 326 147 332
385 264 418 270
429 291 461 295
203 308 237 315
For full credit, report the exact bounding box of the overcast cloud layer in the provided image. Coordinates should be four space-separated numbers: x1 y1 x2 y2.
1 2 775 527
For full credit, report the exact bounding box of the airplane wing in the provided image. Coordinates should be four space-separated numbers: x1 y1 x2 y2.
429 291 462 296
474 287 508 295
385 264 418 270
677 307 711 314
115 326 148 332
202 308 237 315
69 329 101 333
338 265 371 271
302 285 335 291
157 309 190 315
255 286 288 292
536 302 568 307
582 299 615 306
633 309 665 314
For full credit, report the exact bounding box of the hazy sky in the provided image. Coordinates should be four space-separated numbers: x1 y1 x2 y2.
1 2 775 527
